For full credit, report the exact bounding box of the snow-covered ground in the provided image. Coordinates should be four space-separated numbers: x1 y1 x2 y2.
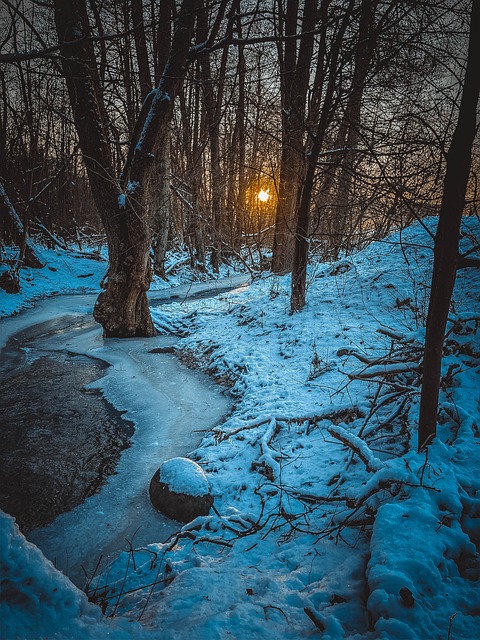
0 243 241 319
1 219 479 640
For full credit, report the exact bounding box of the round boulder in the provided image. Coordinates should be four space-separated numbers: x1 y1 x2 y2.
149 457 213 523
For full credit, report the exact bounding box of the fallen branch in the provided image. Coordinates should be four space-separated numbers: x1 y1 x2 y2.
304 607 325 632
31 220 68 250
215 407 361 441
327 425 384 472
376 327 417 343
348 361 419 380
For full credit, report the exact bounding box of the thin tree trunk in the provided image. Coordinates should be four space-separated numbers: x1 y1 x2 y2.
0 181 44 269
290 0 355 312
151 0 173 276
418 0 480 451
272 0 318 274
197 0 228 272
180 66 206 269
152 140 171 278
327 0 377 259
131 0 152 102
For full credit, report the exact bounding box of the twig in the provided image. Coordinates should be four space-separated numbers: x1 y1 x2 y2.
304 607 325 631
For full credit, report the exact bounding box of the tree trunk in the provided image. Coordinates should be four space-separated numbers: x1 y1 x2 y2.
131 0 152 102
272 0 317 274
197 0 228 272
54 0 198 337
327 0 377 259
0 182 44 269
152 138 171 278
290 0 355 312
272 134 305 273
151 0 173 277
180 67 207 270
417 0 480 451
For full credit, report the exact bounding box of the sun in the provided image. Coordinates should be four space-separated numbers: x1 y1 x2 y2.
257 189 270 202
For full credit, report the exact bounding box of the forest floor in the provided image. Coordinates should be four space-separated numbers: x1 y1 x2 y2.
1 217 479 640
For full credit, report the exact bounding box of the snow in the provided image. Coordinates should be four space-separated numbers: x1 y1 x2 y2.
1 217 479 639
0 244 106 318
158 457 210 497
0 512 143 640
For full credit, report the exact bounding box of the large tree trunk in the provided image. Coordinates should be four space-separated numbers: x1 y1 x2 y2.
54 0 197 337
417 0 480 451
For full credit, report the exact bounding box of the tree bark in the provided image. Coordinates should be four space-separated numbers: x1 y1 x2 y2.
418 0 480 451
271 0 317 274
290 0 355 312
54 0 198 337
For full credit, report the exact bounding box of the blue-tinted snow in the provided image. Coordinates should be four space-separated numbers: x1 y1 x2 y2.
1 218 479 639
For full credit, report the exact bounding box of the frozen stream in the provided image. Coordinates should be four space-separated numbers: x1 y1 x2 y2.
0 276 248 588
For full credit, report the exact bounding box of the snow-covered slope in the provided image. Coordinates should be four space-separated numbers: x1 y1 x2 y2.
104 217 479 639
1 218 479 639
0 245 106 317
0 512 145 639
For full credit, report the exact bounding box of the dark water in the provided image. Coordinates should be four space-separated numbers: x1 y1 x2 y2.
0 278 249 537
0 321 133 533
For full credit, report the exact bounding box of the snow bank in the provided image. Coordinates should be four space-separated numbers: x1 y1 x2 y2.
0 511 143 639
106 216 476 639
0 242 247 318
0 244 106 317
2 218 479 639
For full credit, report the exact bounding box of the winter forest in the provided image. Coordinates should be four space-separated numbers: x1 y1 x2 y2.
0 0 479 638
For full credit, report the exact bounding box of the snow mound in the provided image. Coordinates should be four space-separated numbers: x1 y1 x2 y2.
0 511 141 639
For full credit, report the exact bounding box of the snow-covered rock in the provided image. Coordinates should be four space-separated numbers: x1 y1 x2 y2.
149 457 213 522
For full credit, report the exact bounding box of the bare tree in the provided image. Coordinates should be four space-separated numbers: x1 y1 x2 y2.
290 0 355 312
418 0 480 451
271 0 318 274
53 0 198 336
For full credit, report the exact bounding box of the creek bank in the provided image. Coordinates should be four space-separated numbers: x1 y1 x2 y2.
0 276 248 586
